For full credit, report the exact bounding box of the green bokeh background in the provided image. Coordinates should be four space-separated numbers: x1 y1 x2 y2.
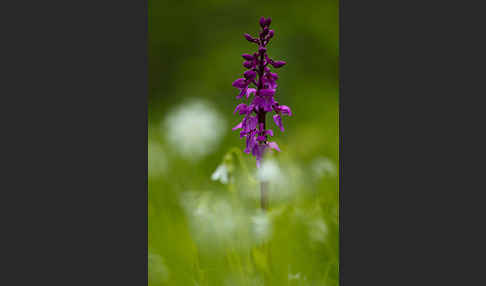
149 0 339 285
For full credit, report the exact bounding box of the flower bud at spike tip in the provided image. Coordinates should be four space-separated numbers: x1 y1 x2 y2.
264 18 272 26
259 17 266 28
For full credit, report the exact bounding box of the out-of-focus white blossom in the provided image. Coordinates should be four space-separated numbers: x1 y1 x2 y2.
164 99 226 161
211 164 229 184
180 192 239 245
256 159 282 182
251 159 302 202
148 252 169 284
308 218 329 243
251 211 272 242
288 272 301 280
311 157 337 178
180 191 273 250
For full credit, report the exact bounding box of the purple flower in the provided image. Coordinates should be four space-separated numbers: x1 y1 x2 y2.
276 104 292 116
268 141 280 152
232 17 290 166
244 33 257 43
242 54 254 60
232 121 243 130
234 103 250 115
232 78 247 88
259 17 267 28
243 61 253 69
259 89 275 97
267 30 274 39
271 61 286 68
273 114 284 132
246 88 256 98
268 72 278 80
244 70 257 81
236 86 248 99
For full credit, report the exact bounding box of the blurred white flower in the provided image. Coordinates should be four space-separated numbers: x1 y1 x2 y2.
288 272 301 280
211 164 229 184
256 159 282 182
180 192 239 245
180 191 274 250
148 252 169 283
311 157 337 178
308 218 328 243
251 159 301 202
148 140 167 178
164 99 226 161
251 211 272 242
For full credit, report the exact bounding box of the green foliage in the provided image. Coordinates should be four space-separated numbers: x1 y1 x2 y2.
149 0 339 285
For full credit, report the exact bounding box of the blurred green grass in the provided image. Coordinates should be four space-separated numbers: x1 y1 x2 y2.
149 0 338 285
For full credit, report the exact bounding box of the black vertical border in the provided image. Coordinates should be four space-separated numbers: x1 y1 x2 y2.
339 0 486 285
3 0 149 284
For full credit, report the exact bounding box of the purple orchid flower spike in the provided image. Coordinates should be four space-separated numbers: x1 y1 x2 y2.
232 17 291 167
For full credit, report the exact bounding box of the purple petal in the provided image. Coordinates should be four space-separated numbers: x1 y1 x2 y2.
271 60 286 68
244 70 256 80
253 96 267 112
232 121 243 130
259 16 266 28
279 105 292 116
247 133 258 154
242 54 254 60
243 61 253 69
237 86 248 99
263 96 274 112
265 129 274 137
273 114 284 132
262 77 277 89
244 33 257 43
259 89 275 97
248 116 258 130
234 103 249 115
264 17 272 26
267 29 274 39
268 141 280 152
254 144 267 168
252 143 265 157
257 135 266 141
246 88 256 98
232 78 247 88
269 72 279 80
